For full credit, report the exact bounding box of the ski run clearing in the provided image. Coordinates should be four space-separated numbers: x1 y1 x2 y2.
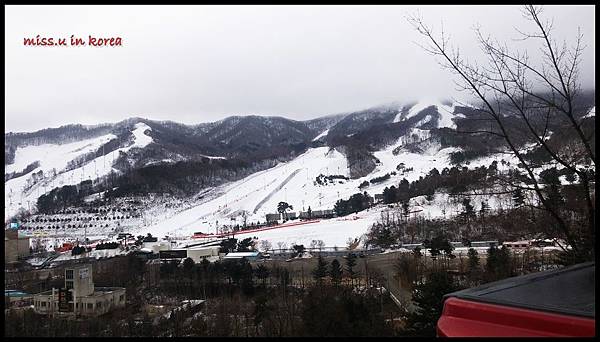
131 136 517 248
393 100 460 129
5 123 153 218
7 102 566 250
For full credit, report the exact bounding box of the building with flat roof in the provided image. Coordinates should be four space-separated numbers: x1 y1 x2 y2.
159 246 220 263
223 251 262 261
32 264 126 317
265 213 281 224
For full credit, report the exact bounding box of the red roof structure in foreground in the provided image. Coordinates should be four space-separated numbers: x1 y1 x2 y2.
437 262 595 337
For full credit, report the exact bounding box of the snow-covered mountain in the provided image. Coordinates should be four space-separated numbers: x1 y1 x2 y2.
5 123 153 218
125 100 527 241
0 100 504 220
5 94 594 249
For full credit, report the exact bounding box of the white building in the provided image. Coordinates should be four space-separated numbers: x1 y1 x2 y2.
223 251 262 261
159 246 221 263
33 264 126 317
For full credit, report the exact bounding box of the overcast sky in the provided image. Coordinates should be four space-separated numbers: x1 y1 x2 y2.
5 5 595 133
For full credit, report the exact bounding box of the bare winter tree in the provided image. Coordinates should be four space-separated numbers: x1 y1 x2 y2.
259 240 272 253
408 5 594 262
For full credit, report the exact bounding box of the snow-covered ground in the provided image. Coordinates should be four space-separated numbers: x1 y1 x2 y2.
51 247 129 262
393 99 460 129
227 210 382 249
132 129 512 247
8 104 552 251
312 129 329 141
132 146 350 237
5 123 153 218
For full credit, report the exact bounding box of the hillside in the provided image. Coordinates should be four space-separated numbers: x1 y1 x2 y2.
5 95 594 250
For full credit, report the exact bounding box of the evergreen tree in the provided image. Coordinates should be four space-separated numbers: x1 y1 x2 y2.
277 201 293 219
405 271 460 336
367 224 395 249
334 199 349 217
345 253 358 285
479 200 490 217
512 188 525 208
382 186 398 204
219 238 238 253
312 255 328 284
497 245 513 279
485 244 498 279
292 244 306 257
237 237 254 252
182 257 195 274
466 248 481 284
460 198 476 237
425 187 435 202
485 245 512 281
467 248 479 270
401 201 410 221
329 259 343 286
488 160 498 174
461 198 475 218
358 180 370 189
397 178 410 202
254 264 270 286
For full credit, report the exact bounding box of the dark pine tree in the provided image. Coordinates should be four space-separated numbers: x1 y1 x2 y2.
329 259 342 286
312 255 328 284
345 253 358 286
512 188 525 208
405 270 461 336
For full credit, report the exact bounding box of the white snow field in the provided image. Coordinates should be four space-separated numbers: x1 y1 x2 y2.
132 146 350 238
5 123 153 218
133 126 511 247
218 210 382 249
312 129 329 141
393 99 460 129
8 109 523 249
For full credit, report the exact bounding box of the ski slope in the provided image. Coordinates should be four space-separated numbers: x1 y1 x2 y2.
5 123 153 218
133 146 349 237
223 210 382 248
134 135 468 238
8 107 520 248
393 99 459 129
312 129 329 141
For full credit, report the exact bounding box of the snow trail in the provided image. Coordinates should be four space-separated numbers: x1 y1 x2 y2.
253 169 302 213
